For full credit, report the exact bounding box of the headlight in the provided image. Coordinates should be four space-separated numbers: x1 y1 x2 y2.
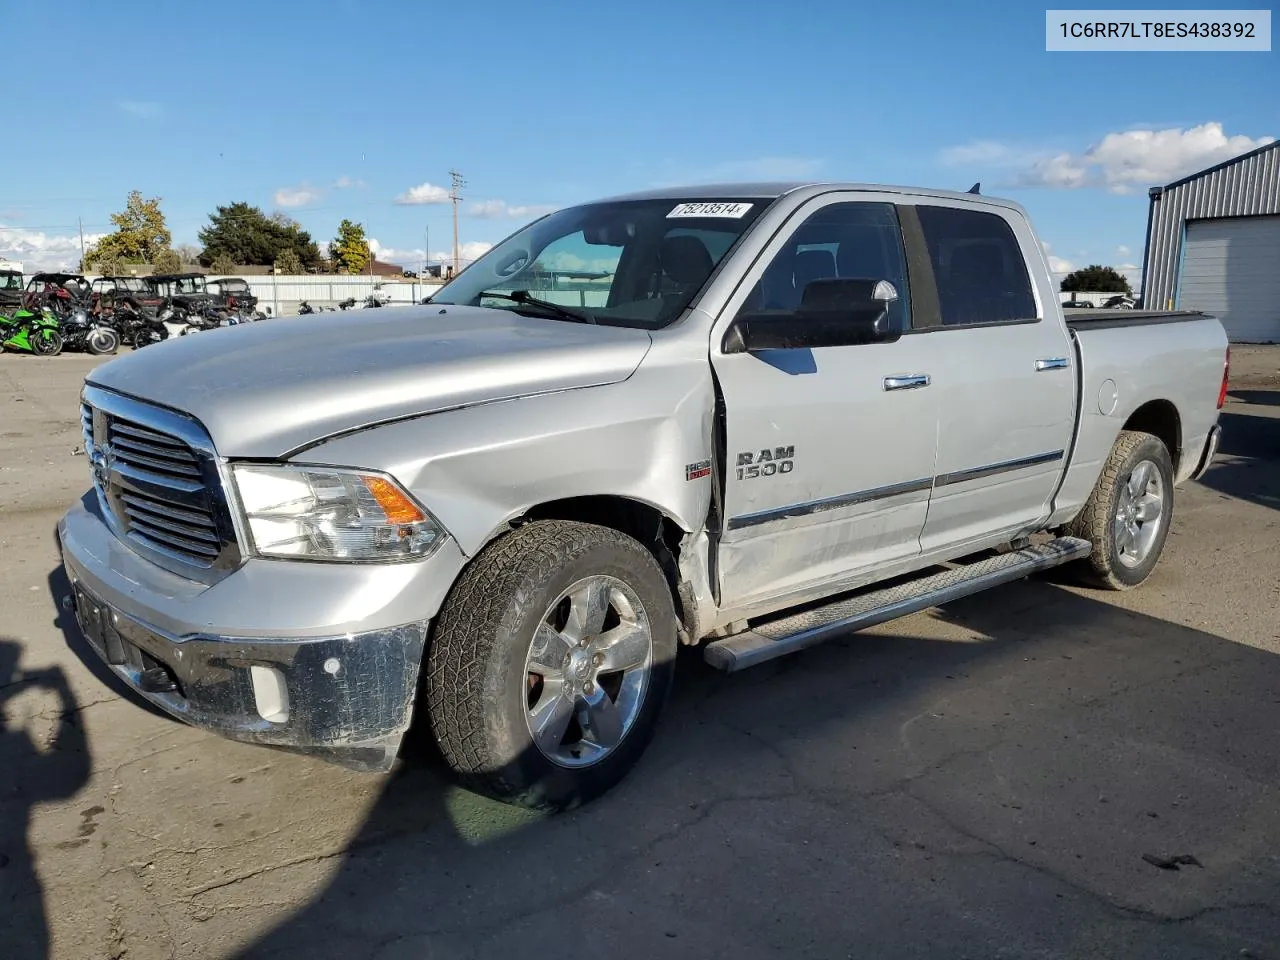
230 464 447 562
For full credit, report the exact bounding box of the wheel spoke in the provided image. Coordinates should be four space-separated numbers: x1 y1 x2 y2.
528 623 572 676
529 683 575 754
564 579 611 643
582 687 624 748
1135 492 1163 523
1114 518 1133 553
1128 461 1152 498
594 621 649 673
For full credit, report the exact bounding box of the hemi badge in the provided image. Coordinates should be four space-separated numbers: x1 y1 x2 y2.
686 460 711 481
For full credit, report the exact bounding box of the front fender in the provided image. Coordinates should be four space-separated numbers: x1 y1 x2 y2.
294 347 715 557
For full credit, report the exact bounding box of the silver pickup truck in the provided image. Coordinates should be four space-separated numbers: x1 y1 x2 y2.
58 181 1230 810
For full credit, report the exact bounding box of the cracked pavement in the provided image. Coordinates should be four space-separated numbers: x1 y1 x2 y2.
1 348 1278 959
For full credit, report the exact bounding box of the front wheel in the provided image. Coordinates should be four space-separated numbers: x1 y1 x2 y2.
31 328 63 356
425 520 677 811
1065 430 1175 590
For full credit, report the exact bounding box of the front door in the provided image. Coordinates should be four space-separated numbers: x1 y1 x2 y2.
709 195 941 613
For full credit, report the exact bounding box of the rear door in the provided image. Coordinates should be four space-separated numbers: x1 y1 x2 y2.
709 194 942 611
898 201 1078 552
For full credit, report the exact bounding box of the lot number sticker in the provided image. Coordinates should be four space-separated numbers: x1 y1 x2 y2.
667 201 754 219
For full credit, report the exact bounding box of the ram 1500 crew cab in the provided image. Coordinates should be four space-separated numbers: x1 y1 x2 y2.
58 182 1230 809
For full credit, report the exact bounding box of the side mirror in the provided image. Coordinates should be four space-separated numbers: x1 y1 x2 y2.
723 277 903 354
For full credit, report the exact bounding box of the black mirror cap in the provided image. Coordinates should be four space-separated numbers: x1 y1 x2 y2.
723 307 901 354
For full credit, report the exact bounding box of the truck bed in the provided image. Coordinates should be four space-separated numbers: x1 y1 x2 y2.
1063 309 1207 331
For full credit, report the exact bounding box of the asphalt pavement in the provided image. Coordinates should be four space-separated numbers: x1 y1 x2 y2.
1 346 1278 960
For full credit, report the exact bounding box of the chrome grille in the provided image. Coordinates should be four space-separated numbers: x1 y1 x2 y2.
81 388 240 579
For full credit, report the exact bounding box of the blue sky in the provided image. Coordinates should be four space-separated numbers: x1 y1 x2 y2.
2 0 1275 289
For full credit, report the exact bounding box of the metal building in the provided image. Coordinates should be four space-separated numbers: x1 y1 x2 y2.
1141 139 1280 343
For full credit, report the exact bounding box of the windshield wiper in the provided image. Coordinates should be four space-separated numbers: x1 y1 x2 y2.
478 289 597 324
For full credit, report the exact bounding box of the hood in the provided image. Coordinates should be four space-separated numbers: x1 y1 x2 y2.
87 305 653 457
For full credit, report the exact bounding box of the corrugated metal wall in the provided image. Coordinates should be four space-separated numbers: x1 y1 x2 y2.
1143 142 1280 311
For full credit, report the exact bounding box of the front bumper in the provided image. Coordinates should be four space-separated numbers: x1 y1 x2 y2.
57 497 464 773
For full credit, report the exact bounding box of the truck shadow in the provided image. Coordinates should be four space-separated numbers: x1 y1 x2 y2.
1196 399 1279 512
1228 389 1280 407
0 638 92 960
234 581 1280 960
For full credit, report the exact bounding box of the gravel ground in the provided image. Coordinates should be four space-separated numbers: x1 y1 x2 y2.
1 345 1277 960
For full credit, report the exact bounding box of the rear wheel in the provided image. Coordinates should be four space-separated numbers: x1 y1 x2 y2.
86 327 119 355
1065 430 1174 590
425 520 677 811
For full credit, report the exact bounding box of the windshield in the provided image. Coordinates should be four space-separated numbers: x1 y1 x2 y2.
429 198 767 328
0 272 21 291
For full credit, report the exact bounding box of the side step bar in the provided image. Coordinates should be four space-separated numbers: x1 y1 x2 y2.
703 536 1091 672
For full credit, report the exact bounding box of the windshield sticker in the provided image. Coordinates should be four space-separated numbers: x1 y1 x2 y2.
667 201 754 219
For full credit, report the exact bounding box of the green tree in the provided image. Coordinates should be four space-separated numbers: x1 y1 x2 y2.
197 202 321 269
152 248 182 273
275 249 304 275
83 191 173 268
210 252 237 274
330 219 371 274
1060 265 1131 294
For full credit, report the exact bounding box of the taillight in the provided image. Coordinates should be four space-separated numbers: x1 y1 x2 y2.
1217 346 1230 409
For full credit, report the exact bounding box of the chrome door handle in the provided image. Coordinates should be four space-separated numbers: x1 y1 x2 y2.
1035 357 1070 371
883 374 930 391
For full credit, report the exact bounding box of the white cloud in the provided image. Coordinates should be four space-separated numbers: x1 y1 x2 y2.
118 100 161 118
395 182 451 205
1040 241 1074 279
0 225 105 272
947 120 1274 194
274 184 320 207
942 123 1274 193
468 200 557 220
1116 244 1131 258
333 175 365 189
367 238 494 267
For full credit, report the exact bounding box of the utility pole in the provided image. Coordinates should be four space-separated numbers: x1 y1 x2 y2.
449 169 465 276
78 217 86 272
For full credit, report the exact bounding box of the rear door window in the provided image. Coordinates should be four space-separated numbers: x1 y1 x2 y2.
915 205 1037 326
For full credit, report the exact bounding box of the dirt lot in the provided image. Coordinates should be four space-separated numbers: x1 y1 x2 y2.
2 346 1278 960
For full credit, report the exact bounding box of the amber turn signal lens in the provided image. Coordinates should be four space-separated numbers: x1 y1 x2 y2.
361 475 426 525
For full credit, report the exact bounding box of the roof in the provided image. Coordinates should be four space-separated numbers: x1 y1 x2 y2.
30 272 87 282
1156 138 1280 192
588 180 1025 212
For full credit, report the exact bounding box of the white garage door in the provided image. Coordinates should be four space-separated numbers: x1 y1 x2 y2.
1178 215 1280 343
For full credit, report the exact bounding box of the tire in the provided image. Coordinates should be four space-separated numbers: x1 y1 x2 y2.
1065 430 1175 590
86 327 120 355
425 520 678 811
31 329 62 357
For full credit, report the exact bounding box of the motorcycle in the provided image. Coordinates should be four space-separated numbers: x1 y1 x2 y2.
298 300 316 315
60 306 120 355
337 297 357 310
1 305 63 356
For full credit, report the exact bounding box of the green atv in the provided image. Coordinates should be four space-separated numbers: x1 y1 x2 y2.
1 303 63 356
